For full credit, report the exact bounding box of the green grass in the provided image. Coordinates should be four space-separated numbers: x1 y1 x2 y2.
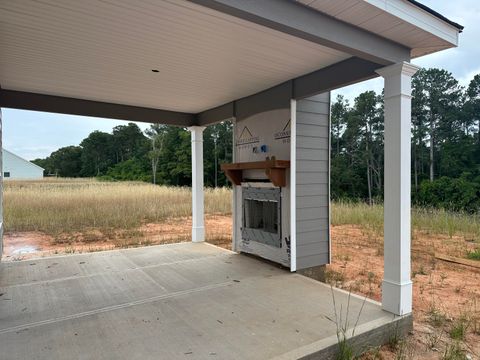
332 200 480 242
443 342 467 360
466 248 480 260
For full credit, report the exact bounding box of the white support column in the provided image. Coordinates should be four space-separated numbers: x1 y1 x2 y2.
188 126 206 243
376 62 419 316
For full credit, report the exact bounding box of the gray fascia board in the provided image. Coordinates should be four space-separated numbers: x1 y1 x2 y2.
188 0 410 65
235 81 292 121
294 57 383 99
196 102 234 126
195 81 292 125
196 57 381 125
0 90 195 126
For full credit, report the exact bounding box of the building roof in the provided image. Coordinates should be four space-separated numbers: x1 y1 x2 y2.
407 0 464 31
3 149 45 171
297 0 462 59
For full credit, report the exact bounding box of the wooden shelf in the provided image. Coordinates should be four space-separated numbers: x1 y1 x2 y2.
220 159 290 187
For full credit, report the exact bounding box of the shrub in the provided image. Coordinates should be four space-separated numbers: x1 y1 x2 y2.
415 176 480 213
103 159 151 182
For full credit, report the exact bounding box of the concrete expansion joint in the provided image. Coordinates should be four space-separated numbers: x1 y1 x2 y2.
0 280 233 336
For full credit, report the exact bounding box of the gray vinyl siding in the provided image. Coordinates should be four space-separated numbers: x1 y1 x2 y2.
295 92 330 270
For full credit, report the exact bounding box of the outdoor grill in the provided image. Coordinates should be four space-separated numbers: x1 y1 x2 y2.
221 94 331 270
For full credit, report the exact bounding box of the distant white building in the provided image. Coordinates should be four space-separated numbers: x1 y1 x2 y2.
2 149 44 180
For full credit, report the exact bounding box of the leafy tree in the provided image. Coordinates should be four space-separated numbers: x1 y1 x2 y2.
112 123 149 162
145 124 168 185
80 131 115 176
465 74 480 140
351 91 383 204
331 95 349 156
203 121 233 187
152 127 192 186
49 146 83 177
416 175 480 213
31 158 51 175
412 69 463 182
104 158 150 181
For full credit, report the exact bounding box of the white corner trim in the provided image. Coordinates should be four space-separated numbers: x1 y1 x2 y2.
290 99 297 272
327 91 332 265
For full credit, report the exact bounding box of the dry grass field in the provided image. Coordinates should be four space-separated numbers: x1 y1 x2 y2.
4 178 230 234
3 178 232 253
2 178 480 359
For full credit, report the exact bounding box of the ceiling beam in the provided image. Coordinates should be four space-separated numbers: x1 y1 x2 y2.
294 57 383 99
196 102 235 126
0 90 195 127
196 57 383 125
188 0 410 65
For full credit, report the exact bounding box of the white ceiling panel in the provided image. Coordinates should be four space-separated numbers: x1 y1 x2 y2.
0 0 350 113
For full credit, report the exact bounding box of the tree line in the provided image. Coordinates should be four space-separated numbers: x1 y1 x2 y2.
33 122 233 188
331 68 480 212
33 68 480 212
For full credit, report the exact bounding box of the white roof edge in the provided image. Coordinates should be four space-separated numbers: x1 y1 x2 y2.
365 0 460 47
3 148 45 171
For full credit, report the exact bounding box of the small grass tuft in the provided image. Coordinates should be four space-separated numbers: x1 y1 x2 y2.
443 342 467 360
466 248 480 260
325 269 346 287
427 307 447 328
449 316 469 341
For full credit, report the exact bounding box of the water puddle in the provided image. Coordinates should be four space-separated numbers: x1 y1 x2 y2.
11 245 39 255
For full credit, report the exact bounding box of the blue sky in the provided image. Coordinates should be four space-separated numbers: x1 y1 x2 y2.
3 1 479 160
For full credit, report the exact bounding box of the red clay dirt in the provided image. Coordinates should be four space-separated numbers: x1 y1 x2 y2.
2 214 232 261
329 225 480 359
2 218 479 358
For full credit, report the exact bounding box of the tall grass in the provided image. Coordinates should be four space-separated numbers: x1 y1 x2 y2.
4 179 479 242
332 201 480 241
4 178 231 235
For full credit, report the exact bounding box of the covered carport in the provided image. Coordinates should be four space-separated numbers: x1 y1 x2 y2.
0 0 462 358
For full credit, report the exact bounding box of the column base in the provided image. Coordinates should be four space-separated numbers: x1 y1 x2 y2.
192 226 205 243
382 279 412 315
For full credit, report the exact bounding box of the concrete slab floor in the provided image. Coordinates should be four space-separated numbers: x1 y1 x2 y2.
0 242 408 359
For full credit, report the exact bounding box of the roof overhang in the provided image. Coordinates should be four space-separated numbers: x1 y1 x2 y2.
0 0 462 126
297 0 462 58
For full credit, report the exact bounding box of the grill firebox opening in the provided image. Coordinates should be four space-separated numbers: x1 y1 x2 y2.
242 186 282 248
244 199 278 234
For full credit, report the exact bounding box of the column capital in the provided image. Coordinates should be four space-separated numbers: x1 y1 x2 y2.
187 126 206 133
188 126 206 143
377 62 420 99
375 61 420 79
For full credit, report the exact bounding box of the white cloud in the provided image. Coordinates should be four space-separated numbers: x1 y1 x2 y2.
2 109 152 160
